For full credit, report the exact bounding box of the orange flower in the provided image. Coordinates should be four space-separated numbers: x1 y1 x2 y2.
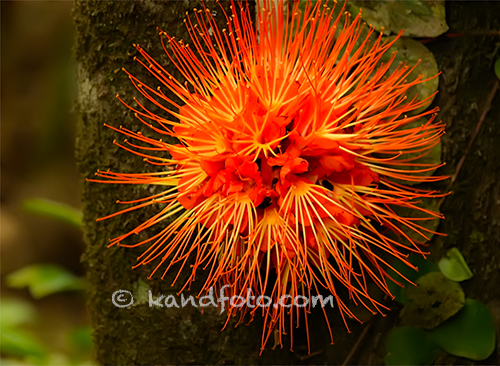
91 0 446 353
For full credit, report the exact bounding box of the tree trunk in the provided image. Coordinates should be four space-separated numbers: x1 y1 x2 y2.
73 1 287 364
74 1 500 364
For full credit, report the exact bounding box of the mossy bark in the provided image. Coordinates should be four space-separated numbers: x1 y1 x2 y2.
72 1 289 364
74 1 500 364
427 2 500 364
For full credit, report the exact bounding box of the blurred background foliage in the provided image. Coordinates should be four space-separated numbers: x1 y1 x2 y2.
1 1 91 364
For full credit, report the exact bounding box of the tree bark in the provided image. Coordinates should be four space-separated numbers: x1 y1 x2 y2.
73 1 289 364
74 1 500 364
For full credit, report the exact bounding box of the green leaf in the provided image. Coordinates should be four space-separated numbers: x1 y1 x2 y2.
438 247 473 282
68 326 93 352
350 0 449 37
429 299 496 361
392 197 442 245
387 254 439 303
381 37 440 115
0 327 47 360
400 272 465 329
7 264 85 299
23 198 82 227
65 326 94 365
388 118 443 186
0 297 36 329
294 0 379 57
495 58 500 81
385 326 440 365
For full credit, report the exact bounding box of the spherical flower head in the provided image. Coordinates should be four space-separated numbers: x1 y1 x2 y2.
92 0 446 352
